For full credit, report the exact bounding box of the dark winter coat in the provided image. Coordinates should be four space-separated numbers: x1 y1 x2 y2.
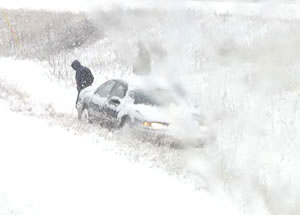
71 60 94 92
133 42 151 76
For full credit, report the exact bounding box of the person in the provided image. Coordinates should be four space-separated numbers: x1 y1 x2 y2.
133 41 151 76
71 60 94 105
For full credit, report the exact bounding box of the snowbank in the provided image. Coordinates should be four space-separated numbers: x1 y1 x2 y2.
0 95 239 215
0 58 75 115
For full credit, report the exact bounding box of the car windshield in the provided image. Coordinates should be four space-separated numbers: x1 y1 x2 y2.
131 89 177 106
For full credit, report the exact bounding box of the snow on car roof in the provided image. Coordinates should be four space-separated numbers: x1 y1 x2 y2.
125 75 174 92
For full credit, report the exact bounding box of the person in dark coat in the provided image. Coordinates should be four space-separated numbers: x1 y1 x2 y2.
133 41 151 76
71 60 94 105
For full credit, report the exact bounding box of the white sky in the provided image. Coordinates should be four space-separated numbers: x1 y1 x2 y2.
1 0 300 21
0 0 135 12
0 0 184 11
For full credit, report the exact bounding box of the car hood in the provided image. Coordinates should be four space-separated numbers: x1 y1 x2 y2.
131 104 200 124
132 104 211 140
132 105 172 123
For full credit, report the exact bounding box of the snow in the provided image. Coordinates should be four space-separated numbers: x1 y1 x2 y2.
0 0 108 12
1 1 300 214
2 0 300 21
0 58 75 114
0 58 241 215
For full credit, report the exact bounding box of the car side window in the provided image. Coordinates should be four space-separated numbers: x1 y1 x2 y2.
110 83 127 98
95 81 116 97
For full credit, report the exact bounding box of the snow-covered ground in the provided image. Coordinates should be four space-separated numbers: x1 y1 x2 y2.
0 58 240 215
1 1 300 215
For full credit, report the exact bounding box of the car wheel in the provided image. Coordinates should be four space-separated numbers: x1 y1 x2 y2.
118 116 134 139
119 116 131 128
81 108 92 124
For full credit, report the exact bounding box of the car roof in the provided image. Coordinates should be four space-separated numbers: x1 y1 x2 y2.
112 79 128 87
109 77 173 94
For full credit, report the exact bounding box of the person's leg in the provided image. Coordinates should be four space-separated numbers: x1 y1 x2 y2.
75 88 81 107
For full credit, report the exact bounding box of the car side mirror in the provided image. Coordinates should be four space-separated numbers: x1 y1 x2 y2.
109 96 121 106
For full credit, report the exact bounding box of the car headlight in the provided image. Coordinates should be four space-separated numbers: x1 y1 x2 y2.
143 121 168 130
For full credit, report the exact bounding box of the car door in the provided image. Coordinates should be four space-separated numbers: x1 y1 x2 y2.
105 82 128 127
89 80 116 123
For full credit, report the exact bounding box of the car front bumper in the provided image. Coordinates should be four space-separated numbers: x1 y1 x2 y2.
130 124 214 148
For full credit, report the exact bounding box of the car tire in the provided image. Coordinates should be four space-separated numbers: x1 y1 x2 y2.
119 116 131 128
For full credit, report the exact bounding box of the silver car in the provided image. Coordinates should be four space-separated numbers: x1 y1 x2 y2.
76 79 214 147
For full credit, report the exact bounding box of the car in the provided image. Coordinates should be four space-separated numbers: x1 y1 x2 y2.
76 78 214 147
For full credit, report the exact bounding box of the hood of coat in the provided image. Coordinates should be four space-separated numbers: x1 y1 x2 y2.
71 60 81 70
